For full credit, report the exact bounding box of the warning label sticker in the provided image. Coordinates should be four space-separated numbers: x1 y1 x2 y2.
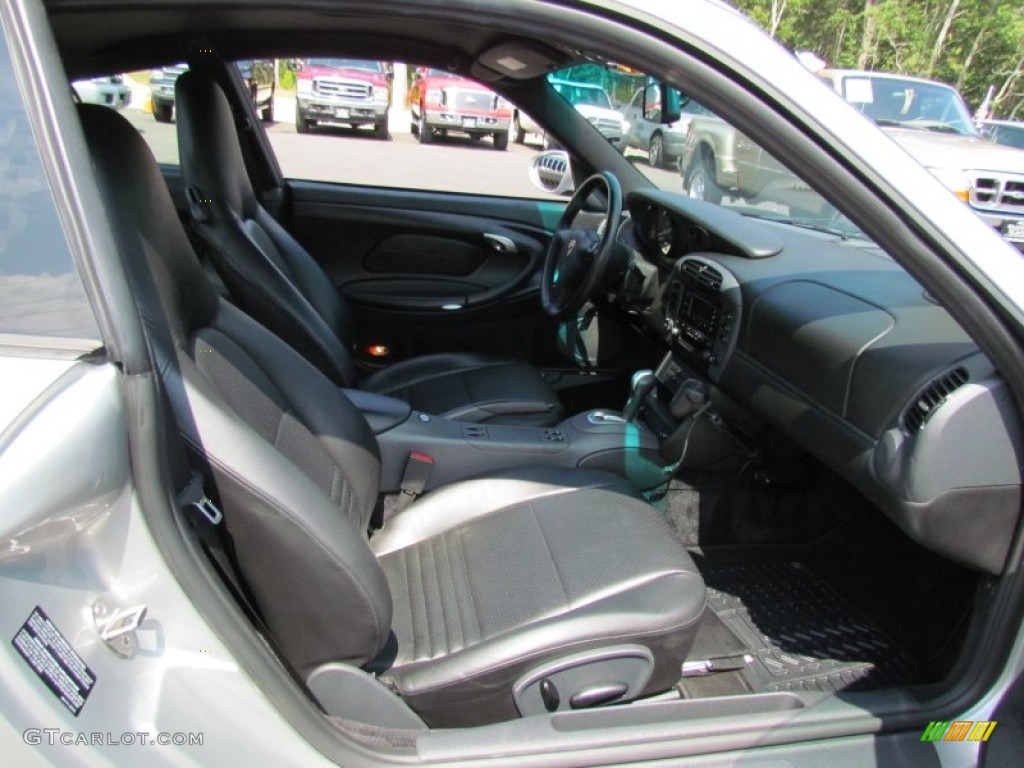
12 606 95 716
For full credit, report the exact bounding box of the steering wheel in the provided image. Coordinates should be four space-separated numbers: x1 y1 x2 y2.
541 171 623 319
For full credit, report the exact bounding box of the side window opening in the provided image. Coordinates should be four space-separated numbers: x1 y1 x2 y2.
0 33 99 342
131 57 566 200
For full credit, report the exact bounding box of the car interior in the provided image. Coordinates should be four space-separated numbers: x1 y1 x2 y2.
42 0 1024 757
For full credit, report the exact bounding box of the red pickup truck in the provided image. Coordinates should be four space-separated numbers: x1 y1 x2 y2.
409 67 512 150
294 58 391 138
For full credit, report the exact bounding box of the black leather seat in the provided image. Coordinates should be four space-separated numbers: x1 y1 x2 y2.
174 70 562 426
79 103 705 728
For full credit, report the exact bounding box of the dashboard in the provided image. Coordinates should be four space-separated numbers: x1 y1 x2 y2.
615 188 1022 575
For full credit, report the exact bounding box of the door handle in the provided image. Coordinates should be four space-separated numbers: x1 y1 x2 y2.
483 233 518 254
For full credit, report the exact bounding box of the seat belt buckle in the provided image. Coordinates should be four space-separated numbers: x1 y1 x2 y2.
193 497 223 525
177 469 223 525
186 185 211 223
397 452 434 511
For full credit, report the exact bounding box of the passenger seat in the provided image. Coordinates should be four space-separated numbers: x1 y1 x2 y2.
174 70 563 427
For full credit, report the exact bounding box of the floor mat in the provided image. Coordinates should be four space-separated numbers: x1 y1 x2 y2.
680 560 920 698
657 464 856 550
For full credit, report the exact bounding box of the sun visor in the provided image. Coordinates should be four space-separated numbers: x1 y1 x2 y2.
471 40 568 82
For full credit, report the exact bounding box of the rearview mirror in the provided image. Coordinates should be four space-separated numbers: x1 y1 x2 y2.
528 150 575 196
643 81 684 124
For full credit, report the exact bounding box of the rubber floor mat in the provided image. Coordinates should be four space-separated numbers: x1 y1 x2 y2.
682 560 920 697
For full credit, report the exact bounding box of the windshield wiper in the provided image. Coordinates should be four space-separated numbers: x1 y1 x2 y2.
917 123 964 135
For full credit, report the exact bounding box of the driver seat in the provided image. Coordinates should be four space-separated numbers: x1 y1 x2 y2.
174 70 562 426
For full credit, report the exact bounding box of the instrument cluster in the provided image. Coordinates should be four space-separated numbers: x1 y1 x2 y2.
636 204 714 263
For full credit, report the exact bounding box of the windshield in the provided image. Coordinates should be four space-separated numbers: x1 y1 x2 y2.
549 79 613 110
834 75 977 136
423 67 462 78
545 62 867 242
983 123 1024 149
307 58 382 72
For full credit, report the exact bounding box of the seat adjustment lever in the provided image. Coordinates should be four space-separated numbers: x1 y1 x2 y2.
569 682 629 709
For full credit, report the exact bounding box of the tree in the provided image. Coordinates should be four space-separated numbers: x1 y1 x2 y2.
769 0 788 38
858 0 880 69
926 0 961 77
732 0 1024 118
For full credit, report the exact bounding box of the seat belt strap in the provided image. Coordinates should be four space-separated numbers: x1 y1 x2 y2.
396 452 434 512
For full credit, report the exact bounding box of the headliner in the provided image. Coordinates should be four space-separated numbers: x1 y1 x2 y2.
44 0 587 80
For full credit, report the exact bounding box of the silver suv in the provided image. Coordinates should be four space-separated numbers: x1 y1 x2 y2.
621 84 709 168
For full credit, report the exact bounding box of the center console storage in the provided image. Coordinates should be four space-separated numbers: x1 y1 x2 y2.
342 389 412 434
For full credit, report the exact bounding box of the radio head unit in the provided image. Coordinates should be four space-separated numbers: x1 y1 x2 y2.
662 258 740 374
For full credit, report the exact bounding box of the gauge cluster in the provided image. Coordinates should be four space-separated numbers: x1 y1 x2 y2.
636 203 713 262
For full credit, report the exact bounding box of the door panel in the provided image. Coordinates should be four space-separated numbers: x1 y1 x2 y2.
285 180 569 365
364 233 501 276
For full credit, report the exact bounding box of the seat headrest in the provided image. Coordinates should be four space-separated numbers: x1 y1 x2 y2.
78 104 219 344
175 71 260 218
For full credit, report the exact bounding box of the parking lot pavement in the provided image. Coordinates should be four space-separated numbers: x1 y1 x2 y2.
121 98 679 197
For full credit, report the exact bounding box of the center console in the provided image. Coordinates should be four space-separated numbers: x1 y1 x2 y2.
344 257 747 492
364 403 668 493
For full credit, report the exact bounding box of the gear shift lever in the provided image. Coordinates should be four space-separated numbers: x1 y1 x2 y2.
622 369 657 422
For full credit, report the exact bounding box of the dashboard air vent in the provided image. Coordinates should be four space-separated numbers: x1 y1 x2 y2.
681 261 723 292
903 367 969 432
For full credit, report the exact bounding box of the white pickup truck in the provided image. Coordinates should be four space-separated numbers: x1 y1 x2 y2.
818 69 1024 252
549 79 625 150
